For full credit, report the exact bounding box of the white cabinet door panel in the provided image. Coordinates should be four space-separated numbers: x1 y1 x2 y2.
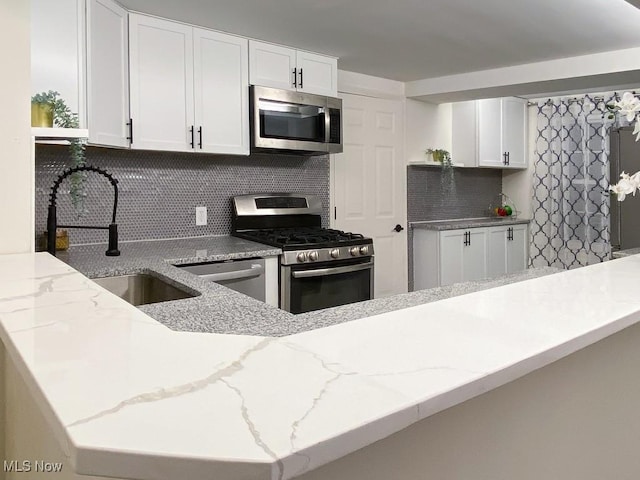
129 14 194 151
87 0 130 148
463 229 487 282
249 41 296 91
502 97 528 168
507 224 528 273
451 100 478 168
194 28 248 155
487 227 508 278
296 50 337 96
478 98 503 167
440 230 465 286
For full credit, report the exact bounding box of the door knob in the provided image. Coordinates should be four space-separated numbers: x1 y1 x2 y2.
393 224 404 232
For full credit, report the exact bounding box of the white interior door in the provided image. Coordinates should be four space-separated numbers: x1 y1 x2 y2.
332 94 407 298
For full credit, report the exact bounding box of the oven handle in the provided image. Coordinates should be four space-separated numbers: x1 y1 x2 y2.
292 261 373 278
199 264 263 282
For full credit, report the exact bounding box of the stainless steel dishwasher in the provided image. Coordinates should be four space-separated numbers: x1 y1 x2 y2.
179 258 266 302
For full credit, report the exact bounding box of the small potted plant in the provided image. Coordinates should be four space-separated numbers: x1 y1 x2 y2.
426 148 452 166
31 92 54 128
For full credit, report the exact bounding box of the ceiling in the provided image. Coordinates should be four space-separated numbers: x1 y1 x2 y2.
119 0 640 83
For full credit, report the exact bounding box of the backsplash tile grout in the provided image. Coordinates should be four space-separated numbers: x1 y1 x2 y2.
35 145 329 248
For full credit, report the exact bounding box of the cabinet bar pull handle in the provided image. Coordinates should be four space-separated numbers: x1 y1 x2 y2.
292 68 297 88
198 126 203 149
507 152 510 165
299 68 303 89
126 118 133 143
189 126 194 149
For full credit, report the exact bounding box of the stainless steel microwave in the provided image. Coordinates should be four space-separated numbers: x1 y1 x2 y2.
250 85 343 155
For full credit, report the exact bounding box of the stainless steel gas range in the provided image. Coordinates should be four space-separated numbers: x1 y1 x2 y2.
232 193 374 314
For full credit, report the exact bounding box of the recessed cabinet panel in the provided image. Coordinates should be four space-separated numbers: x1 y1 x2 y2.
451 101 478 167
507 224 528 273
249 41 297 91
129 14 194 151
478 98 503 167
193 28 248 155
502 97 528 168
296 50 337 97
439 230 465 286
87 0 130 148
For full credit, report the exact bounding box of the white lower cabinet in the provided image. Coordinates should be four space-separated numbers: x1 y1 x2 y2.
413 223 528 290
439 228 487 287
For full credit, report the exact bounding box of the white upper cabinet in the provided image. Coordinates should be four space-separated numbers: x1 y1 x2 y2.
452 97 528 169
193 28 249 155
249 40 338 96
129 14 249 155
249 41 297 91
86 0 130 148
129 14 194 152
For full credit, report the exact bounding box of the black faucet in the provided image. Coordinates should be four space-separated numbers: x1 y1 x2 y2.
47 165 121 257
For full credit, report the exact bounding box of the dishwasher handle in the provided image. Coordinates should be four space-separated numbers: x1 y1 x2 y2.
200 264 263 282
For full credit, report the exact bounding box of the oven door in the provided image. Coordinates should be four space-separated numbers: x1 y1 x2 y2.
281 258 374 314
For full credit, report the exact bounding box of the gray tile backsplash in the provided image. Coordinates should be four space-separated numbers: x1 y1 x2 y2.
35 145 329 247
407 166 503 222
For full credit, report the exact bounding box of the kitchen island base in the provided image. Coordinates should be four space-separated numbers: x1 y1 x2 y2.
4 320 640 479
297 320 640 480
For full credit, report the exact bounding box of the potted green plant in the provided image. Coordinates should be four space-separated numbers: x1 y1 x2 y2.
425 148 452 166
426 148 456 196
32 90 87 215
31 92 54 128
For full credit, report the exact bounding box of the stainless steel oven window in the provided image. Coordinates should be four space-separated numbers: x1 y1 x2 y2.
280 259 374 314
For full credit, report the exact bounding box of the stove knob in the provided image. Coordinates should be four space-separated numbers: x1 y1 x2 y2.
297 252 308 263
359 246 369 255
308 251 319 261
330 248 340 259
350 247 360 257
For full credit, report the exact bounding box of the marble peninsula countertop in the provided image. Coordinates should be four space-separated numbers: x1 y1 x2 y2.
3 245 640 480
410 217 531 230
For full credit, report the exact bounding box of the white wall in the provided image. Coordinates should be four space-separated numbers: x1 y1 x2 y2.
0 0 33 255
31 0 83 118
404 99 451 164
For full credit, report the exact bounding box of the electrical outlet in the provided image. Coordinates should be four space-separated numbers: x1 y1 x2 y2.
195 206 207 226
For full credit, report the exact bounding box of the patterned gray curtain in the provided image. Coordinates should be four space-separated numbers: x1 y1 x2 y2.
530 94 615 269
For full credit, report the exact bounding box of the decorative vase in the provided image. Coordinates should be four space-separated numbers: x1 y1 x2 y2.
31 102 54 127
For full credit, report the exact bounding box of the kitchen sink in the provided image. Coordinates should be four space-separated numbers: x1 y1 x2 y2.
92 273 197 306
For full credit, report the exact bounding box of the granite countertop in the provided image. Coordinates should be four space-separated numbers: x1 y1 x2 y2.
411 217 531 230
3 252 640 480
53 235 558 337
